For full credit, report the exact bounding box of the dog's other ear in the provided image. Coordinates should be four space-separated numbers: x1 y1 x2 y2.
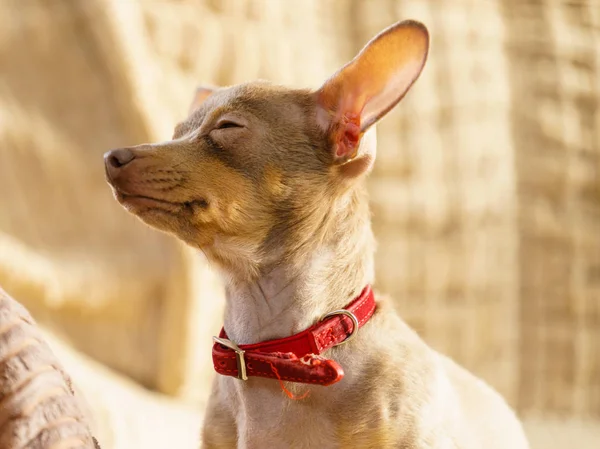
315 20 429 176
188 86 216 115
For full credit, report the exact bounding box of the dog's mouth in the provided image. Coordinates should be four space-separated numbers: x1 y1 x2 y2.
105 163 210 216
113 190 208 214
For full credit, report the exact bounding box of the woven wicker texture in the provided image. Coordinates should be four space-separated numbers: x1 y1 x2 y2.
346 0 599 416
501 0 600 416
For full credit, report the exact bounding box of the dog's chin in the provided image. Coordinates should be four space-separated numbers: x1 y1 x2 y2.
117 192 183 214
112 188 206 214
111 190 183 225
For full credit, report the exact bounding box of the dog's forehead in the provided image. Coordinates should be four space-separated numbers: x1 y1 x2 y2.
185 82 313 129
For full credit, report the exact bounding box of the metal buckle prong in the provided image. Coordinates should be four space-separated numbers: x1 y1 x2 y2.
319 309 360 346
213 336 248 380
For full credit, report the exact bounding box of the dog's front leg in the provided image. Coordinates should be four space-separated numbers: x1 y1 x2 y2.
201 377 238 449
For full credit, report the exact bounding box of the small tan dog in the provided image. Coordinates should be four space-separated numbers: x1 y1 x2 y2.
105 20 529 449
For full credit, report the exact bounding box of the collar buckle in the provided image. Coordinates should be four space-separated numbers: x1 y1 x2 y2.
319 309 360 346
212 336 248 380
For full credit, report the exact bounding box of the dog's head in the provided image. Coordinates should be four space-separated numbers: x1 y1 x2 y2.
105 20 428 278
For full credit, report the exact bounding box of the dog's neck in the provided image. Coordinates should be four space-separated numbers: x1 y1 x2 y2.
220 191 375 346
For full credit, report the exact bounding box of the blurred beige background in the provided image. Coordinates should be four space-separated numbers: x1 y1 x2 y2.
0 0 598 448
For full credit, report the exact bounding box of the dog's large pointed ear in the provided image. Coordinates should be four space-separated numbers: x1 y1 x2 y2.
315 20 429 177
188 86 217 115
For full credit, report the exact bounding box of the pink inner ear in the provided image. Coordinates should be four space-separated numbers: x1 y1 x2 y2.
323 90 369 161
336 116 361 159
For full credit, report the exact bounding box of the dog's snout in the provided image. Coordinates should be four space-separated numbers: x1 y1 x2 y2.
105 148 135 169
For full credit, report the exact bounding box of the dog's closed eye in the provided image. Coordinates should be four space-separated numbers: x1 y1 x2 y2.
216 120 243 130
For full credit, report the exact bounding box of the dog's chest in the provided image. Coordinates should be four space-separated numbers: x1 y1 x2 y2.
228 379 340 449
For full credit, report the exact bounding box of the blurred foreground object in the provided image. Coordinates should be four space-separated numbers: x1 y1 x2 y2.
0 286 204 449
0 287 99 448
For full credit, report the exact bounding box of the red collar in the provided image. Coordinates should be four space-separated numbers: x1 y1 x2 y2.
212 285 376 386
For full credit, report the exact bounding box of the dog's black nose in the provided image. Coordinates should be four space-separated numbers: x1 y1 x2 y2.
105 148 135 168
